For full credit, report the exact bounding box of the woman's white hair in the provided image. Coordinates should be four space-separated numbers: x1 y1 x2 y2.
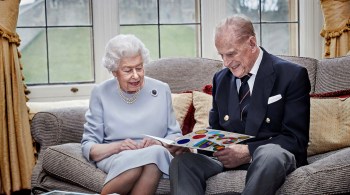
102 34 150 72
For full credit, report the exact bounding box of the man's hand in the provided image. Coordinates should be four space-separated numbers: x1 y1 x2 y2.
166 144 191 156
213 144 251 169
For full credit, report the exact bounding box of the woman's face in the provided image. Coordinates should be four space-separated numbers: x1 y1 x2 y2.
113 54 145 93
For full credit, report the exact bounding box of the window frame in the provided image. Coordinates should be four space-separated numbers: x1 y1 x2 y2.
119 0 202 59
26 0 323 101
26 0 117 101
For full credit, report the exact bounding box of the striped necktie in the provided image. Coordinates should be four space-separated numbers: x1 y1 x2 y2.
239 73 252 129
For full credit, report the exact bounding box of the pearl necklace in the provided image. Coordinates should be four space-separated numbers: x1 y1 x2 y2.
117 85 140 104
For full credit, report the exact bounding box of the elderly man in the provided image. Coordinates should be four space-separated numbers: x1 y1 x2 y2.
169 15 310 195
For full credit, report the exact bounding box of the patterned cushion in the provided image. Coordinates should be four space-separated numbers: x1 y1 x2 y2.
308 92 350 156
192 91 212 131
171 92 194 134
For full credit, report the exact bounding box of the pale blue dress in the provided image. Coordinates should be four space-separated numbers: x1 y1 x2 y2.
81 77 182 184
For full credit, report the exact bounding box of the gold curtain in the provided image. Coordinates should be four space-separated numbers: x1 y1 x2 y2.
0 0 35 194
320 0 350 58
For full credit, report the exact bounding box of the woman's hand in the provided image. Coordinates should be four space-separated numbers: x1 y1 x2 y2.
89 139 139 162
139 137 163 148
119 138 141 151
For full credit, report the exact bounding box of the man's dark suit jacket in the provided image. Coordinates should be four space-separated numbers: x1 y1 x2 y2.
209 48 311 167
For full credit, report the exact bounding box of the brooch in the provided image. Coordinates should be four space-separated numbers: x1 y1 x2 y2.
151 89 158 97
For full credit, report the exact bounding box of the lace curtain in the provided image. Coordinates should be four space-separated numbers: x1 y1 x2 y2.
0 0 35 194
320 0 350 58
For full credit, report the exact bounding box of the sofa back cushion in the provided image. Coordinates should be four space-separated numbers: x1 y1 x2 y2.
145 57 223 93
30 93 195 151
314 55 350 93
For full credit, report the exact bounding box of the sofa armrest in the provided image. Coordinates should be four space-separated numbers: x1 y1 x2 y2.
31 106 88 152
278 147 350 194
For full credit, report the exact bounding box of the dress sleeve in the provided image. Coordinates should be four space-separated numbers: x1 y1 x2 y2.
81 85 104 162
164 83 182 140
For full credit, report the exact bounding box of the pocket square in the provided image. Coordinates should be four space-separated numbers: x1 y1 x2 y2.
268 94 282 104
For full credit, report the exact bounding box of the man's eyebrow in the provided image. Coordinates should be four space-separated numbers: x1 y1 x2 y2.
218 50 236 55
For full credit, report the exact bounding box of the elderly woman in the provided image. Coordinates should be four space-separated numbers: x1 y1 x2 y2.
81 34 183 195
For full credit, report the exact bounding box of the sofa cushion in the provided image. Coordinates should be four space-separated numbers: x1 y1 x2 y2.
145 58 223 93
42 143 173 194
27 100 89 121
192 91 212 131
308 95 350 156
315 55 350 93
202 84 213 95
206 170 246 194
181 103 195 135
279 147 350 194
171 92 194 134
42 143 105 193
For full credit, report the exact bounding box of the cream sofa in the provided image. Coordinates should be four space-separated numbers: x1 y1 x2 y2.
30 56 350 194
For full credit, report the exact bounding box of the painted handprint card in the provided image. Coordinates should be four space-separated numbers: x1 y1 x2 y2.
145 129 254 152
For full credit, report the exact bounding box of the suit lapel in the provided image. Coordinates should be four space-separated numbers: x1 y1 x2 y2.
245 51 275 136
217 70 243 132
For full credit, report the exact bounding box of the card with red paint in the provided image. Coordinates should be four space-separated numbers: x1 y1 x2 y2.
144 129 254 152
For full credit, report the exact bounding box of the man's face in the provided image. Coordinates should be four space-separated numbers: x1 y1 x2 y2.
215 32 257 78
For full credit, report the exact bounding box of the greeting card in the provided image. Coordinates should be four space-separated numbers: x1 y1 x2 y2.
145 129 254 151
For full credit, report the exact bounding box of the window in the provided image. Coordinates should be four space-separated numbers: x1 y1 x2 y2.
17 0 94 85
18 0 322 101
118 0 201 59
225 0 299 56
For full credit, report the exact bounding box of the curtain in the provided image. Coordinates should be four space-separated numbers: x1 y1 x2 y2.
320 0 350 58
0 0 35 194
